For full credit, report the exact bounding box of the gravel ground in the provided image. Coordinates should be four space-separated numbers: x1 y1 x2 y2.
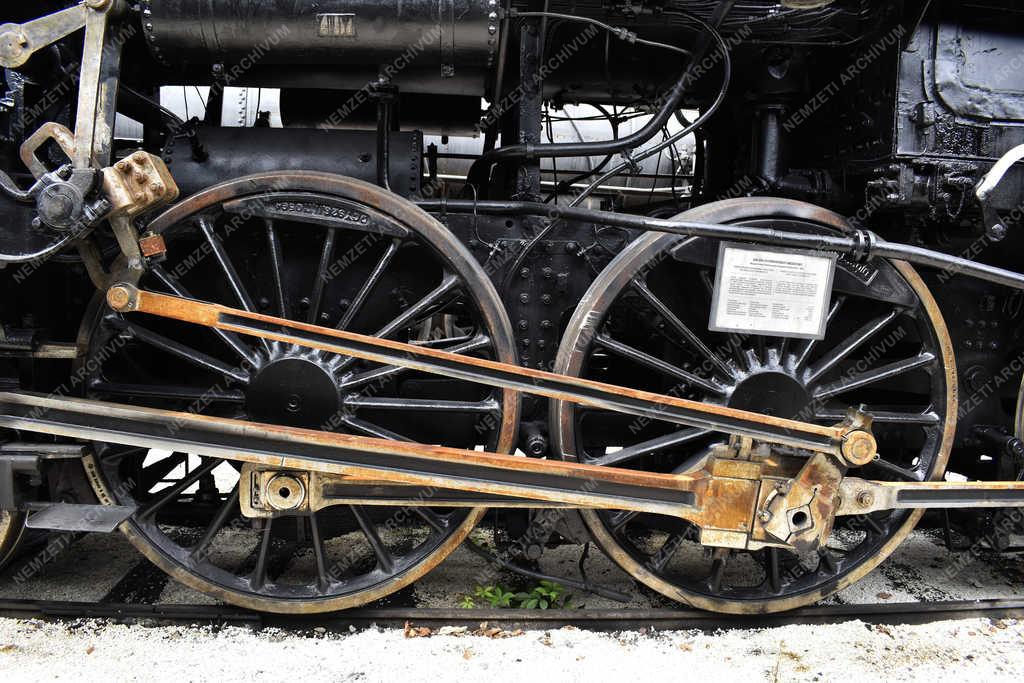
1 616 1023 682
0 527 1022 681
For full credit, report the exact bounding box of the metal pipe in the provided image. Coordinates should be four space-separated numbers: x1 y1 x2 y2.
415 199 1024 291
465 11 724 192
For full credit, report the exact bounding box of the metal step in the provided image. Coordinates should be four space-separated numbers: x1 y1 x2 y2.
24 503 136 533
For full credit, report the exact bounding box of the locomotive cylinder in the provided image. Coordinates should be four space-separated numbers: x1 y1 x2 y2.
141 0 501 95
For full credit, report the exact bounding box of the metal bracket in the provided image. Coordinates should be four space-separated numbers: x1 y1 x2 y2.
0 3 89 69
0 443 85 511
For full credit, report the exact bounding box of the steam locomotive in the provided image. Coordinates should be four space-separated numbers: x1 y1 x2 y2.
1 0 1023 614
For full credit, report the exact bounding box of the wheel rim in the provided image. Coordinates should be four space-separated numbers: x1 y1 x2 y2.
0 511 24 569
79 172 519 612
552 198 956 613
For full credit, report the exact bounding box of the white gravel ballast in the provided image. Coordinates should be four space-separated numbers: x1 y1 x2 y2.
1 616 1023 682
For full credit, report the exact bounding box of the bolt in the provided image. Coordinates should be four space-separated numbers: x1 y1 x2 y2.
542 267 553 279
566 241 579 253
540 294 552 305
519 267 530 279
106 285 135 312
520 338 531 348
856 490 875 508
758 510 772 522
540 319 552 329
518 319 529 330
519 292 529 304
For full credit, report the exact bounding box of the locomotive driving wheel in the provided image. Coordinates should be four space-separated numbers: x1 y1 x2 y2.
77 173 519 613
552 198 957 613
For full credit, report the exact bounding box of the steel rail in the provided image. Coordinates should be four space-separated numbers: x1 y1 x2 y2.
107 285 868 460
1 597 1023 632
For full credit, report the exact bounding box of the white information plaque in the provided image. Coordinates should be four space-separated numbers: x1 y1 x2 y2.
709 242 836 340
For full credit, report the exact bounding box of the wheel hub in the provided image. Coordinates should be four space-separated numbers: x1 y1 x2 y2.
727 370 810 420
247 352 341 429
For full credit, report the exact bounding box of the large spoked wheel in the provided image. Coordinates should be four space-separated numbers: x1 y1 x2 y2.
552 198 956 614
0 511 24 570
78 172 519 613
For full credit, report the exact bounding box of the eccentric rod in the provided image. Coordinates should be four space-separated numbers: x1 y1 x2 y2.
105 284 875 461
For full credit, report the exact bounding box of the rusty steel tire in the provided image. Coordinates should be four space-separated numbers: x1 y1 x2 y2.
80 172 519 613
0 510 25 570
551 197 957 614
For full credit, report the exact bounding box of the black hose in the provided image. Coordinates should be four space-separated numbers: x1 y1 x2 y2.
465 11 721 194
568 20 731 206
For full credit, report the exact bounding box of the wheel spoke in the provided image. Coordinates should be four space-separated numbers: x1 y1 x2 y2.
767 548 782 593
308 228 337 324
197 217 255 312
869 457 923 482
137 457 223 518
308 513 331 589
649 531 685 572
813 407 940 425
151 265 257 364
89 381 245 403
251 518 274 589
708 552 727 593
105 317 249 384
340 416 412 442
190 484 240 560
350 505 394 572
337 239 400 331
608 510 638 531
812 353 935 399
818 548 838 574
265 219 288 318
805 310 899 384
337 334 490 390
414 507 448 533
596 333 725 396
342 395 501 413
373 274 460 338
336 274 460 371
794 296 845 370
138 452 188 492
588 428 712 467
631 278 733 379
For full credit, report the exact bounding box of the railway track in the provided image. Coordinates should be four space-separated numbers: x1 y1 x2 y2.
1 597 1022 633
